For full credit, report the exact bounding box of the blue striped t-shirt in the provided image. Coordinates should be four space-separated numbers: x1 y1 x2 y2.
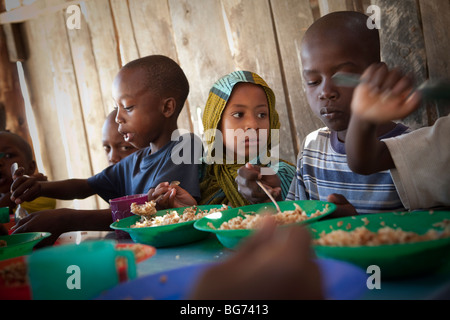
286 125 409 214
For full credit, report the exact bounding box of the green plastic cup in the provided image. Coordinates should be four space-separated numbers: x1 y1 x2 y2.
27 240 136 300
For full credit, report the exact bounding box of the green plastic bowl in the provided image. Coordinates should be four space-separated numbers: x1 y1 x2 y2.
194 200 336 249
0 232 51 261
309 211 450 279
110 205 228 248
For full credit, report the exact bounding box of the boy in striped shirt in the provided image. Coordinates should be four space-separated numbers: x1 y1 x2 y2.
237 11 409 217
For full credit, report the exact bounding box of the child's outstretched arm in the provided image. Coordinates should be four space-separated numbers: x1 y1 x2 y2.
10 166 96 204
13 208 114 247
346 63 422 175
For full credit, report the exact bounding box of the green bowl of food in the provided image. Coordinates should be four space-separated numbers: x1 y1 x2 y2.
0 232 51 261
309 210 450 279
194 200 335 249
110 205 228 248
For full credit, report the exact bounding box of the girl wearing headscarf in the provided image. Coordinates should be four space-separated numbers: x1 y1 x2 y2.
199 71 295 208
150 71 295 208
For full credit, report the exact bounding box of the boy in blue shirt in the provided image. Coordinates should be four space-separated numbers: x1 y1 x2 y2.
236 11 410 217
10 55 202 245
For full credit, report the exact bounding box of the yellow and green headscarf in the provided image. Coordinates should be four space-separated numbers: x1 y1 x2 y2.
199 71 287 208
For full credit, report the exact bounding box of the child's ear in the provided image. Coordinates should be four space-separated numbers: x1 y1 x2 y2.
161 98 177 118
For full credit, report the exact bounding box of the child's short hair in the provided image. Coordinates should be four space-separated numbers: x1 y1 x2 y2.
123 55 189 116
0 131 33 162
303 11 381 64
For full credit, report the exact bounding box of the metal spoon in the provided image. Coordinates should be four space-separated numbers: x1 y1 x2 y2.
256 180 281 213
10 163 19 194
331 73 450 101
11 162 18 177
10 162 29 222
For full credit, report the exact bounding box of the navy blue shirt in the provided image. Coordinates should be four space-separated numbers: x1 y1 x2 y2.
88 133 202 202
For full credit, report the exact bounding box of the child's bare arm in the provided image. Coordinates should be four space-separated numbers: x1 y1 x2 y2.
346 63 421 175
346 115 394 174
10 175 96 205
12 208 113 247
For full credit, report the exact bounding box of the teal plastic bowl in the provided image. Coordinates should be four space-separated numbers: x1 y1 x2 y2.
309 210 450 279
0 232 51 261
110 205 228 248
194 200 336 249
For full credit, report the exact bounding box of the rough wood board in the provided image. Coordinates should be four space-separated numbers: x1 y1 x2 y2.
0 24 30 140
0 0 86 24
45 0 92 178
109 0 139 66
128 0 177 58
318 0 368 15
221 0 296 163
2 22 26 61
83 0 121 116
318 0 350 15
21 18 66 181
419 0 450 119
372 0 428 129
270 0 324 155
66 4 110 176
128 0 192 132
168 0 235 135
22 0 98 210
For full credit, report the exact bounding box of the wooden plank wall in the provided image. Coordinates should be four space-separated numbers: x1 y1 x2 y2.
0 0 448 210
418 0 450 119
0 0 32 149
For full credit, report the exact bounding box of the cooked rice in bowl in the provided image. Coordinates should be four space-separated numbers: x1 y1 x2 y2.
314 222 450 247
131 205 228 228
209 203 329 230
